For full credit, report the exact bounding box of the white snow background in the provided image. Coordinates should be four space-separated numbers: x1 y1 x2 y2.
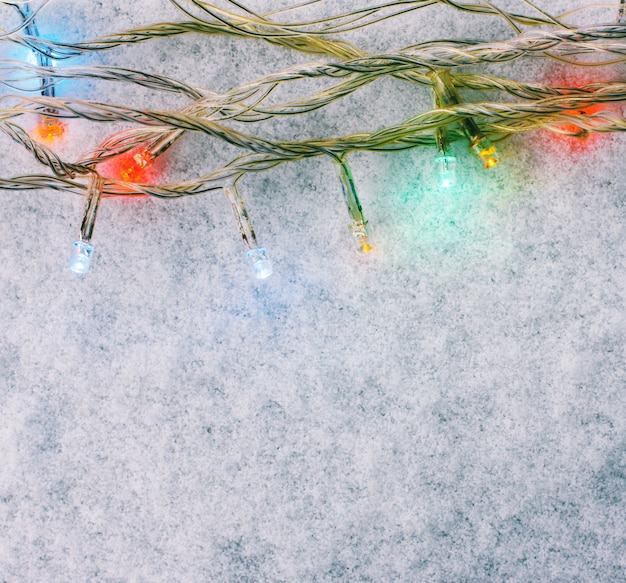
0 0 625 581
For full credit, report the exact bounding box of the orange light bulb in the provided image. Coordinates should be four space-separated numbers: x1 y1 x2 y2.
35 116 66 143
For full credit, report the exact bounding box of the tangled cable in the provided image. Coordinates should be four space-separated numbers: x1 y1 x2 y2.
0 0 625 276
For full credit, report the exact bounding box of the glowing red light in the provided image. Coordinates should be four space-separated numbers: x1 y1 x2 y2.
541 68 615 152
99 146 162 185
558 103 605 139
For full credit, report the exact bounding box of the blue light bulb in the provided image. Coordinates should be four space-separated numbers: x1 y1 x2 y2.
68 240 95 275
246 247 272 279
435 154 457 188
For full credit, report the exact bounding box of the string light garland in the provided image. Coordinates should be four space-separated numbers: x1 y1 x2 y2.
0 1 625 277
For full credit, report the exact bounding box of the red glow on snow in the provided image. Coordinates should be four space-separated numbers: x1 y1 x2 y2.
557 103 605 141
542 68 615 151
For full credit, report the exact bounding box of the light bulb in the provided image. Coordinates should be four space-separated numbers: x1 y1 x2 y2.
68 175 104 276
16 4 67 144
349 220 374 253
434 124 457 188
68 240 95 274
334 156 374 253
435 154 457 188
35 116 66 143
429 69 499 169
119 150 155 182
246 247 273 279
224 183 273 278
114 132 179 182
469 136 499 169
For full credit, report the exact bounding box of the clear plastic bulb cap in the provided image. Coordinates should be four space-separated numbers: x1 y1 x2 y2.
69 240 95 275
246 247 273 279
435 154 457 188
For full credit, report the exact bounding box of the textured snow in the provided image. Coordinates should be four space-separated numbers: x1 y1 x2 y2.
0 1 625 581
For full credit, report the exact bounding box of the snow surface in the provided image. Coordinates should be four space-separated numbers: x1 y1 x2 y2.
0 1 625 581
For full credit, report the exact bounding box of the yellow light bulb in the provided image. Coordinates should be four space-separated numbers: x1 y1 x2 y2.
429 70 501 170
349 221 374 253
471 139 499 170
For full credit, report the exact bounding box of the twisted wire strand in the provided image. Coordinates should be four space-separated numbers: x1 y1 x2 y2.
10 1 617 61
6 85 623 156
0 1 625 202
3 90 624 198
5 22 626 126
174 0 577 36
0 60 206 100
5 102 622 199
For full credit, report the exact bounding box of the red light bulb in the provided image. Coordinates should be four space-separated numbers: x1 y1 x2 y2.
119 150 155 182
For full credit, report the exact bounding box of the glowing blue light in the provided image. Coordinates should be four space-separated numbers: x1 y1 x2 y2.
68 240 94 275
435 154 457 188
246 247 272 279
